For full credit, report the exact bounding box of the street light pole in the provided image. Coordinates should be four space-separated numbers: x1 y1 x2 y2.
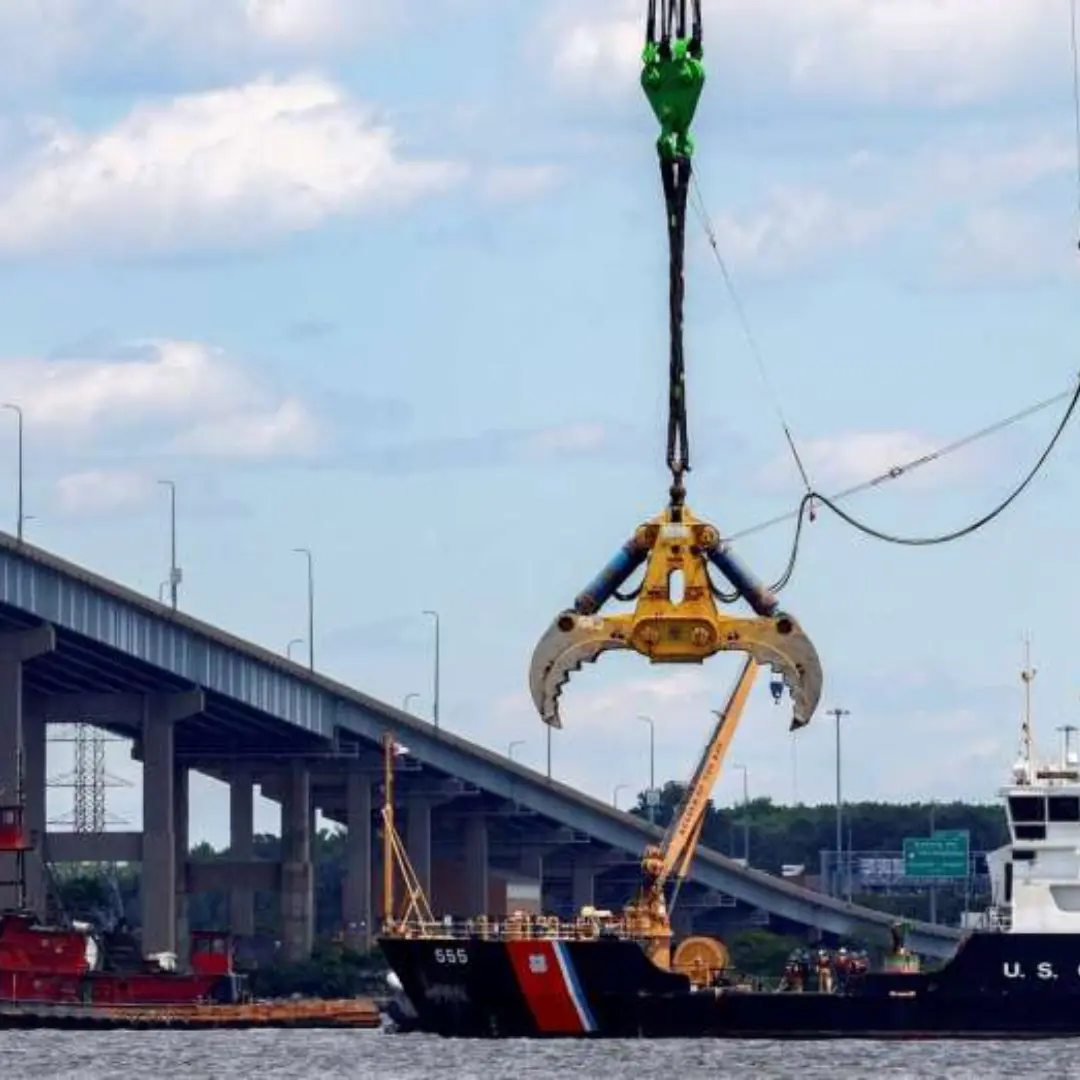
2 404 23 542
423 610 440 730
403 692 419 713
638 715 655 822
546 724 552 780
613 783 630 810
508 740 524 762
157 480 178 610
732 763 749 862
287 638 304 662
293 548 314 670
827 707 851 898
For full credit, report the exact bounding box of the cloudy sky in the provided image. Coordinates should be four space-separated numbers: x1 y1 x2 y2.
8 0 1080 847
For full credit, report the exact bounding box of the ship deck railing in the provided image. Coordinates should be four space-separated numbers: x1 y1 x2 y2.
381 913 661 943
960 908 1011 933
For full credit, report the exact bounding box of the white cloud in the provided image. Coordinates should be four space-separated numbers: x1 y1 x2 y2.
689 131 1075 275
54 468 153 517
937 207 1074 285
0 339 321 459
0 1 402 91
0 75 464 258
755 430 994 493
519 422 607 459
479 165 563 203
544 0 1063 108
697 185 907 274
172 398 316 459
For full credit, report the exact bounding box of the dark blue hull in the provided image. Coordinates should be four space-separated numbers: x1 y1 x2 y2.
379 930 1080 1038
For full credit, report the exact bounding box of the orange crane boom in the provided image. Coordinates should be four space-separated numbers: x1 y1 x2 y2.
625 656 759 969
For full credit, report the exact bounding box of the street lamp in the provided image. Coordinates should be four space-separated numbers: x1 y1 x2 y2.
157 480 179 610
732 763 750 862
827 707 851 898
2 404 23 542
613 783 630 810
508 740 524 762
403 692 420 713
293 548 314 670
423 610 440 730
287 638 305 662
638 714 656 822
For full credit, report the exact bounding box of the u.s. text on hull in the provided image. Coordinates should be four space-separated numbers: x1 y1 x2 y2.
528 504 823 730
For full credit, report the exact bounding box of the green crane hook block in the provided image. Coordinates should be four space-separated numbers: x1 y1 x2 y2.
641 37 705 160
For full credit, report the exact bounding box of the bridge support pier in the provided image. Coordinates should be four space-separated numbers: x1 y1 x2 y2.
229 769 256 937
571 863 595 913
0 625 55 911
281 762 313 961
140 690 203 960
465 816 488 915
22 702 46 916
174 764 190 968
344 771 372 950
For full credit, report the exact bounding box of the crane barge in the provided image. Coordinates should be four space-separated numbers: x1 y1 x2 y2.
381 657 1080 1039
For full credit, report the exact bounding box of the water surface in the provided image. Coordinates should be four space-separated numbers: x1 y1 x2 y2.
3 1029 1077 1078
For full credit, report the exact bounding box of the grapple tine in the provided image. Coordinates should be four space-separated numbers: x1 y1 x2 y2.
715 611 824 729
528 612 630 729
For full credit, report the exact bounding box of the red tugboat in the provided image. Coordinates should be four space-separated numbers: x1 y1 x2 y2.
0 803 243 1007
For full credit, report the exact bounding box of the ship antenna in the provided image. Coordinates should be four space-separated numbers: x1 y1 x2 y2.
1020 635 1036 769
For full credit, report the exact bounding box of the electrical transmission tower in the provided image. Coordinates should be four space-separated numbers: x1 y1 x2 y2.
47 722 131 832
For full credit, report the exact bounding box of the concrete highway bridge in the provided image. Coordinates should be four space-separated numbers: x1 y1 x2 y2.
0 531 963 960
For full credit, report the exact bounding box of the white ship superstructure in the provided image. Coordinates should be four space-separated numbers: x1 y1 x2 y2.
984 651 1080 933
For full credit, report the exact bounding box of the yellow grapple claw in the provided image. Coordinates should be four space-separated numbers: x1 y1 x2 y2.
528 504 823 729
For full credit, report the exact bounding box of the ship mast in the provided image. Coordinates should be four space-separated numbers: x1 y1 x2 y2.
382 732 394 927
1019 636 1036 773
380 732 435 935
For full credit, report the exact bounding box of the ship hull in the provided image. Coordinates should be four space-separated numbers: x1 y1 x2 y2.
0 971 241 1008
379 930 1080 1038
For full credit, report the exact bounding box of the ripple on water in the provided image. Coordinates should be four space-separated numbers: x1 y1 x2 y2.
4 1030 1080 1079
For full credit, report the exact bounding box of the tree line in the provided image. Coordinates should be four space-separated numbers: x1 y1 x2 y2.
626 785 1009 874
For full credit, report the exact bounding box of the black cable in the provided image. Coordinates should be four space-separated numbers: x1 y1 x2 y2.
763 375 1080 593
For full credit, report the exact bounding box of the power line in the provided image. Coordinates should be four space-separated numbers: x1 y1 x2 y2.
730 378 1079 543
684 8 1080 582
758 374 1080 593
685 179 1079 585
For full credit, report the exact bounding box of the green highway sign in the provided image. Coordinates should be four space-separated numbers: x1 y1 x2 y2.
902 829 970 879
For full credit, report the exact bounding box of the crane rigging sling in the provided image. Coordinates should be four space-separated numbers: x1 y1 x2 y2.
642 0 705 516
